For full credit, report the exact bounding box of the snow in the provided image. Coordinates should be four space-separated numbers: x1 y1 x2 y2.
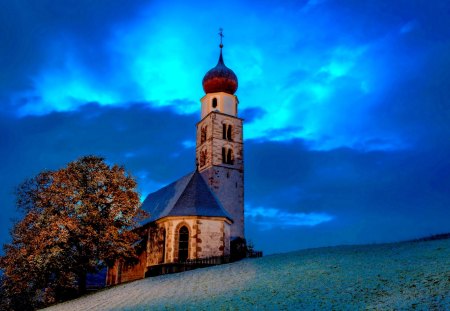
43 239 450 310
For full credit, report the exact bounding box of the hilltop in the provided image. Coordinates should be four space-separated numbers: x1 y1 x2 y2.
45 238 450 310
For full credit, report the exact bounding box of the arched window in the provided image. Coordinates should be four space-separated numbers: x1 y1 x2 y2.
222 146 234 165
222 123 233 141
212 97 218 108
222 147 226 163
199 149 207 167
200 126 207 144
227 148 234 164
178 226 189 262
227 125 232 140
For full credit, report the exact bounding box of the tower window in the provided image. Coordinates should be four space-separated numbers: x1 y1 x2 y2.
222 146 234 165
227 125 232 140
227 148 233 164
222 147 226 163
212 97 218 108
200 126 207 144
222 123 233 141
200 149 207 167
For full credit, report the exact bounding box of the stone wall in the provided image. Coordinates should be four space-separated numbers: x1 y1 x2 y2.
119 251 147 283
146 224 166 266
196 111 245 239
224 221 231 256
106 261 119 286
107 216 231 286
157 218 197 263
196 112 244 170
196 218 229 258
154 216 230 264
200 92 238 119
201 167 244 239
106 250 147 286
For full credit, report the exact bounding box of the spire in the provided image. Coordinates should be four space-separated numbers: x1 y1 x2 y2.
202 28 238 95
219 28 224 48
218 28 224 65
218 48 225 66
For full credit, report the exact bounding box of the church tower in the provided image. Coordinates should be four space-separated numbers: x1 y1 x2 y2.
196 32 244 240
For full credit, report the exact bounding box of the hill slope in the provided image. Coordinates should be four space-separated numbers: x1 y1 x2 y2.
45 239 450 310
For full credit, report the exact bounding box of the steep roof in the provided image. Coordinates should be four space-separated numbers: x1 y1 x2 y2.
140 170 232 224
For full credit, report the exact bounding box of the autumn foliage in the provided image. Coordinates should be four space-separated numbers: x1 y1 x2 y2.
0 156 147 310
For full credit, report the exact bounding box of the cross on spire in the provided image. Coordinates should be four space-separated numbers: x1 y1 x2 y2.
219 28 224 48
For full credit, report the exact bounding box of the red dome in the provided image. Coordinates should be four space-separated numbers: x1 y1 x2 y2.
202 50 238 95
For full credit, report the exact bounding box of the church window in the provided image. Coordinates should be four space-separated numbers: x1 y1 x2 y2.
227 125 232 140
212 97 218 108
200 149 207 167
222 146 234 165
227 148 234 164
222 123 233 141
178 226 189 262
222 147 226 163
200 126 207 144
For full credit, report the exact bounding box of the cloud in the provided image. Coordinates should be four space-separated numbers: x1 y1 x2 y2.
0 0 149 108
239 107 266 123
3 0 450 153
245 205 334 230
243 138 450 253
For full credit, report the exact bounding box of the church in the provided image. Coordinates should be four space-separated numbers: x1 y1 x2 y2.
106 35 245 285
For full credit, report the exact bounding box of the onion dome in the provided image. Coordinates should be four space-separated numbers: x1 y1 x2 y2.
202 49 238 95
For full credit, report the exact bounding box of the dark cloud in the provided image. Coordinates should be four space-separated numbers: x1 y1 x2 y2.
309 0 450 44
371 44 450 147
244 139 450 254
0 0 149 106
241 30 450 252
240 107 266 123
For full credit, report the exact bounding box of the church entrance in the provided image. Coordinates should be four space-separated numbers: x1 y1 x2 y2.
178 226 189 262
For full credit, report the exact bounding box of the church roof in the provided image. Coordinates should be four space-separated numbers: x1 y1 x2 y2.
140 170 233 224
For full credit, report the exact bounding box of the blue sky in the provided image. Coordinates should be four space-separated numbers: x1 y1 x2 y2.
1 0 449 254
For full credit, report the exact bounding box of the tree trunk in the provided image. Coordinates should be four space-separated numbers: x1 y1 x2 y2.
78 271 87 296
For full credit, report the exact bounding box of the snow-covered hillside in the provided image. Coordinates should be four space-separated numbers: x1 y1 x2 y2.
44 239 450 310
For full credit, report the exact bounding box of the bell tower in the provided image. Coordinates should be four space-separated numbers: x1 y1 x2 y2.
196 30 244 240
